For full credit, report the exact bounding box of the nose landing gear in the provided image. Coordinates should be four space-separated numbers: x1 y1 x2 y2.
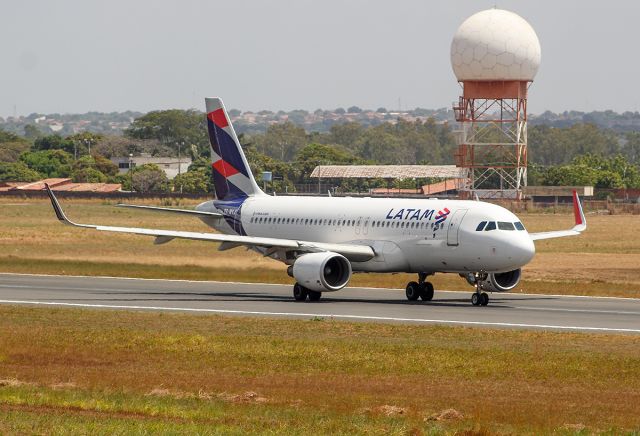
405 273 435 302
470 272 489 306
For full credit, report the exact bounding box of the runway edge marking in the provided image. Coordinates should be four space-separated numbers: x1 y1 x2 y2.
0 272 638 301
0 299 639 334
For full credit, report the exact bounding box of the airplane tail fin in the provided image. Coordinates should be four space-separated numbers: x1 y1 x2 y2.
205 98 264 200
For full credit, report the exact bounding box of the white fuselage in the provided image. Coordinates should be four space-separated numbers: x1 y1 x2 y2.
197 195 535 275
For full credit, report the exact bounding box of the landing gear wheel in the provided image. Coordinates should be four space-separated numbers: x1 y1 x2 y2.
308 290 322 301
471 292 481 306
293 283 308 301
420 282 434 301
406 281 421 301
480 292 489 306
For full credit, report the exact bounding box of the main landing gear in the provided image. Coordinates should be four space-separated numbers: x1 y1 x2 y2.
293 283 322 302
405 273 434 302
471 272 489 307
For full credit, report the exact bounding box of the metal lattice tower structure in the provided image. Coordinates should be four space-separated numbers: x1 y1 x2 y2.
453 81 529 199
449 9 541 199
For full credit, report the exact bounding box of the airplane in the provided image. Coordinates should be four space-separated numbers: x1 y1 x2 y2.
44 97 587 306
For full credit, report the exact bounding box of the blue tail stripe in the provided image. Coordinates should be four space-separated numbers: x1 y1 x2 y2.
207 119 249 178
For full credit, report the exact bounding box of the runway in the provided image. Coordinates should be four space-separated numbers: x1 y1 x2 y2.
0 273 639 334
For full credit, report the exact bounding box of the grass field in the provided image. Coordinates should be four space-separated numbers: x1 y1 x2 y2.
1 198 640 433
0 197 638 297
1 305 639 434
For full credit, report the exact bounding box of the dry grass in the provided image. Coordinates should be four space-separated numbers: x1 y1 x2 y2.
0 305 639 433
0 198 639 297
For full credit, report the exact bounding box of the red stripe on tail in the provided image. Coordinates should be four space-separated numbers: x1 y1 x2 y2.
212 160 239 177
207 109 229 129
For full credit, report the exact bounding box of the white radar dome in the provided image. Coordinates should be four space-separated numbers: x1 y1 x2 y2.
450 9 541 82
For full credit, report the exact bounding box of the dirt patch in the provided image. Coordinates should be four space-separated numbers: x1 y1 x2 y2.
426 408 464 421
50 382 77 390
218 391 269 404
0 378 33 387
373 405 407 416
560 423 587 432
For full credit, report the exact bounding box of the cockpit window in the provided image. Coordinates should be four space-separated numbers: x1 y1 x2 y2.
514 222 526 231
484 221 496 231
498 221 515 231
476 221 487 231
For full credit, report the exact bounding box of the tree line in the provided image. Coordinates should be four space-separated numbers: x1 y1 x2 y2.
1 109 640 194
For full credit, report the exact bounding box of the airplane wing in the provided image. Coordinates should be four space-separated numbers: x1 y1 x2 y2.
45 184 375 262
116 204 222 217
529 190 587 241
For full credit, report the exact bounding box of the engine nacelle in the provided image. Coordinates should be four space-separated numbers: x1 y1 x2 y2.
292 252 352 292
479 269 522 293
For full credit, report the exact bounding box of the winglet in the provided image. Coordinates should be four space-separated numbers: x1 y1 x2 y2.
572 189 587 232
45 183 84 227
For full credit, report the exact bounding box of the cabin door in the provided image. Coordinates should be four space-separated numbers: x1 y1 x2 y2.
446 209 468 246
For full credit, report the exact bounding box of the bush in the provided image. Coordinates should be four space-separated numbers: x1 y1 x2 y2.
0 162 42 182
131 164 170 193
19 149 74 178
172 170 210 194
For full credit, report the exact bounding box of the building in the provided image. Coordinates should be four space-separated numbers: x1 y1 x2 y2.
111 154 192 180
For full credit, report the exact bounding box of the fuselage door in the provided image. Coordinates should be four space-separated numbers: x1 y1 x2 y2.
446 209 468 246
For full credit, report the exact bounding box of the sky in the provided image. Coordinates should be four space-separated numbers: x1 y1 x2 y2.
2 0 640 117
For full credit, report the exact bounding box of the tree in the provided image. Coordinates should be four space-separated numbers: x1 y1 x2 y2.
23 124 42 141
329 123 364 148
0 129 26 144
33 135 78 156
250 122 307 161
131 164 170 193
172 169 210 193
623 132 640 164
0 162 41 182
71 167 107 183
376 107 388 113
19 149 74 178
347 106 363 114
0 141 30 162
72 155 118 182
125 109 208 157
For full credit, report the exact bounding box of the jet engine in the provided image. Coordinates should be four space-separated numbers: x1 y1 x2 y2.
292 252 352 292
479 269 522 292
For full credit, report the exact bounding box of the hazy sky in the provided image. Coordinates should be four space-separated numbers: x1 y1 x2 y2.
3 1 639 117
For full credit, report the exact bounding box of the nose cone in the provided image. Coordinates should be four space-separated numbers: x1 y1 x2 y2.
519 235 536 265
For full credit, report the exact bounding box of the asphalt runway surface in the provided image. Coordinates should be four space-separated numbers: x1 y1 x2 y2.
0 273 639 334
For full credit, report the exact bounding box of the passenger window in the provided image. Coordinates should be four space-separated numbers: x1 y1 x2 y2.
485 221 496 231
514 222 525 231
476 221 487 231
498 221 515 231
401 222 405 228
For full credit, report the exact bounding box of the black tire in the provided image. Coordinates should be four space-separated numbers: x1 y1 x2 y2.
420 282 434 301
406 282 420 301
480 292 489 306
293 283 308 301
308 290 322 301
471 293 481 306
